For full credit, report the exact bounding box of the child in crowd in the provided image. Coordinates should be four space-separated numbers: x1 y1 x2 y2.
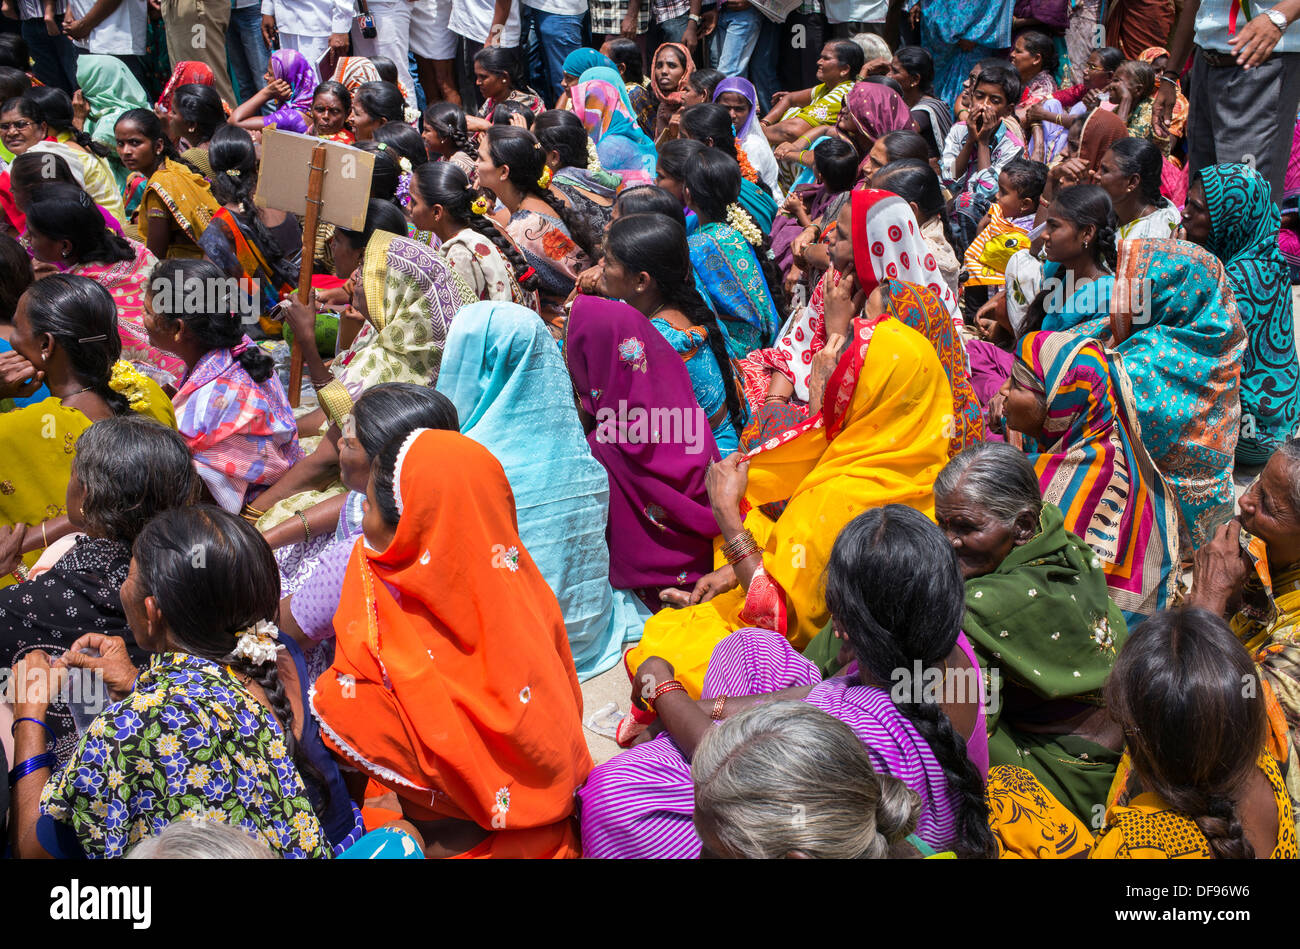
962 157 1046 321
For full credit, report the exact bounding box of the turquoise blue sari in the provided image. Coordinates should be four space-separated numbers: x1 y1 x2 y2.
1064 239 1247 546
572 67 658 186
921 0 1015 106
1200 163 1300 464
436 301 647 679
688 222 781 358
1037 262 1115 333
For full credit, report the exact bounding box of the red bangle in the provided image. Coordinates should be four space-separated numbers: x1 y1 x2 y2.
711 695 727 721
651 679 686 708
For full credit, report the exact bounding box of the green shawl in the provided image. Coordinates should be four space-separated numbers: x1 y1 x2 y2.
963 503 1127 731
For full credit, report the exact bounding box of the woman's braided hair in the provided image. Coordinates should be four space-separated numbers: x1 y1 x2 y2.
824 506 997 858
412 161 539 293
1105 607 1265 859
486 125 600 259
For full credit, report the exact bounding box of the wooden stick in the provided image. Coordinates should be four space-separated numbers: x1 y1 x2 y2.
289 143 328 408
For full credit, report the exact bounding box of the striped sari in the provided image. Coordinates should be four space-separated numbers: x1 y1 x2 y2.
1015 332 1185 626
1062 239 1246 546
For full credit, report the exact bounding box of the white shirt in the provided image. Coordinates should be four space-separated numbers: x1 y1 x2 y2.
67 0 146 55
522 0 585 14
824 0 887 24
261 0 355 36
449 0 521 46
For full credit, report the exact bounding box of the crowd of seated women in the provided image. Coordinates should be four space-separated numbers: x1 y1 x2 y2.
1 28 1298 861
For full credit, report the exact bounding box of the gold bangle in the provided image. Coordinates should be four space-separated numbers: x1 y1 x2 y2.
41 521 48 548
297 510 311 542
710 695 728 721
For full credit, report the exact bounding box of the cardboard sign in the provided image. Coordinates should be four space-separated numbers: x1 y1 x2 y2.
254 128 375 230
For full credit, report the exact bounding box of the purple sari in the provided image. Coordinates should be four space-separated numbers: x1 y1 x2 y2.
578 628 989 858
264 49 316 134
563 296 720 598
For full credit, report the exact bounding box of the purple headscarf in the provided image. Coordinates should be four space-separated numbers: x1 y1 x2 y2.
713 76 760 139
270 49 316 112
563 295 720 593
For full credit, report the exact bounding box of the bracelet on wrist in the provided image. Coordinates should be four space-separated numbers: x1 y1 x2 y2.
9 751 56 784
721 529 761 566
297 510 311 542
12 716 56 749
710 695 728 721
650 679 687 709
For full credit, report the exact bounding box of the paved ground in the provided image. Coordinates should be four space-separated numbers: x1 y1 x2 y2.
580 664 628 765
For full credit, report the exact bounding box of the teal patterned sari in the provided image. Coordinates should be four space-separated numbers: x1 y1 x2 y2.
688 222 780 359
1200 163 1300 464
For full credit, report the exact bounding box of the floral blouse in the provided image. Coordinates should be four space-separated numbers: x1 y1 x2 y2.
440 228 535 308
40 651 330 859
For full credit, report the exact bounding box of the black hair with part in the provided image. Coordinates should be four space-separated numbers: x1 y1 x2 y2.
606 213 745 438
353 382 460 461
21 274 128 413
1000 156 1048 203
423 101 473 154
172 84 224 144
824 505 998 859
411 161 538 293
973 61 1022 107
687 69 725 100
355 81 405 125
367 55 400 86
829 39 867 78
474 46 531 94
614 185 686 227
114 108 186 169
533 109 589 169
1111 137 1164 207
313 79 351 114
25 182 135 267
873 158 954 244
604 38 645 85
814 137 861 194
208 124 284 266
894 47 935 92
0 66 31 102
26 86 112 157
147 258 275 383
1015 30 1058 78
656 137 705 183
374 121 430 168
679 103 737 159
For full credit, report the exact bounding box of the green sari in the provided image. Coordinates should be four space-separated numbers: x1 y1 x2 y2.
963 503 1128 823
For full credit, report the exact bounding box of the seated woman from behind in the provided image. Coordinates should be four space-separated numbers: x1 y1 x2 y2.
580 505 993 859
933 441 1128 823
144 258 302 513
311 429 593 858
9 506 332 858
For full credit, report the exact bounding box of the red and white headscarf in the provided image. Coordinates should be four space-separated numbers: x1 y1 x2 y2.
851 189 960 324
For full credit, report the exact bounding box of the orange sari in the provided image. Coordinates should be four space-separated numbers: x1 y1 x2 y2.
311 429 593 858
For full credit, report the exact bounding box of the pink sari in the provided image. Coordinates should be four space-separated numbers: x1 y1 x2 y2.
74 240 185 386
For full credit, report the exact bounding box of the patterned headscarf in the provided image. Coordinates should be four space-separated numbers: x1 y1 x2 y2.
156 61 215 114
270 49 317 112
334 56 381 93
851 189 960 321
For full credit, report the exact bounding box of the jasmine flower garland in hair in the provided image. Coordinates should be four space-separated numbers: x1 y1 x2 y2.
726 203 762 248
230 619 280 667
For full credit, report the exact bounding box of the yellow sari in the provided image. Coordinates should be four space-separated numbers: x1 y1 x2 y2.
628 316 954 696
137 157 219 259
0 365 175 587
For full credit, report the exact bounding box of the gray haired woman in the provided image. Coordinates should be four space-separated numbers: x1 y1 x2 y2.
693 701 932 859
932 441 1128 825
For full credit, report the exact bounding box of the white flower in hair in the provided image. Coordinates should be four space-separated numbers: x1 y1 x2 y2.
404 105 421 125
726 203 762 248
398 156 412 174
231 619 280 667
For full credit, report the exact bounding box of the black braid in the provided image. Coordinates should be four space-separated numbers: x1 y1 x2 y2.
1197 794 1255 860
424 101 473 155
663 276 746 439
487 126 600 259
894 698 997 858
209 125 284 270
413 161 539 293
232 654 332 821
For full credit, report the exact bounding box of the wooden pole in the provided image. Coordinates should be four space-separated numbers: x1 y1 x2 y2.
289 143 328 408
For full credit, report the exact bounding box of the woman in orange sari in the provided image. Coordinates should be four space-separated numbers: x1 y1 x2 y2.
311 428 593 858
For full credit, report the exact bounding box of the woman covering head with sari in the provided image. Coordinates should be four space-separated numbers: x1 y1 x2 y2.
311 429 593 858
650 42 694 139
1063 238 1246 546
932 441 1128 823
561 47 618 88
996 331 1185 625
75 55 149 168
308 225 476 428
1077 106 1128 171
628 313 955 695
713 77 781 199
263 49 317 135
333 56 381 94
155 60 216 115
563 295 720 610
436 300 647 680
839 83 918 184
1186 163 1300 465
569 66 657 189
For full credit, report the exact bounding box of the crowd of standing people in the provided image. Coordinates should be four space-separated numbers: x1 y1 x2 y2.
0 0 1299 861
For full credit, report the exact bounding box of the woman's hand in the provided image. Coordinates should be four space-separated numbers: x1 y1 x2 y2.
659 564 739 608
265 78 292 102
71 89 90 124
283 294 319 340
631 656 676 711
0 349 43 400
58 634 140 702
1049 156 1090 192
807 332 848 416
823 271 863 335
0 523 27 577
575 262 604 295
1188 520 1253 616
706 452 751 532
13 650 59 720
975 289 1009 338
